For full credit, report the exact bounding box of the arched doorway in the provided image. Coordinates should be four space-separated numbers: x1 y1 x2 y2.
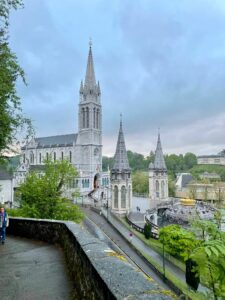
93 173 100 189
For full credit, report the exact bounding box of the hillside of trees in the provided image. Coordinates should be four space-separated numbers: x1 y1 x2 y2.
103 151 198 178
103 150 225 195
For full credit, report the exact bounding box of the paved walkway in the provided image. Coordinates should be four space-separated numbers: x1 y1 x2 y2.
0 236 72 300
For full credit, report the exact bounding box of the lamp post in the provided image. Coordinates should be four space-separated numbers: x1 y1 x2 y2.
162 235 166 280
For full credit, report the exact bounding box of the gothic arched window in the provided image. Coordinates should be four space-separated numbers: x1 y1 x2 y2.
121 186 126 208
96 109 99 129
161 181 165 198
93 108 96 128
114 186 118 208
86 107 89 128
30 151 34 164
156 180 159 198
82 108 85 128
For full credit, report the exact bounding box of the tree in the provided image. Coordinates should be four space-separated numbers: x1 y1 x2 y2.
191 240 225 299
144 223 151 239
185 258 200 291
159 224 198 259
184 153 197 170
0 0 32 156
15 159 83 222
132 171 148 194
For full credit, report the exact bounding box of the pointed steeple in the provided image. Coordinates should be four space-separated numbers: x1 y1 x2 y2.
112 115 130 171
84 39 96 89
151 132 167 170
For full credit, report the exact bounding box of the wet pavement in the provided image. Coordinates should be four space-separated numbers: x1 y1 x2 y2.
0 236 72 300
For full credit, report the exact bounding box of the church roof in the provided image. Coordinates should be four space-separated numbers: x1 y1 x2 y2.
35 134 77 148
22 134 77 150
149 133 167 171
112 118 130 172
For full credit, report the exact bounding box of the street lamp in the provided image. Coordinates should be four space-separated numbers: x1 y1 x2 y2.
162 236 166 280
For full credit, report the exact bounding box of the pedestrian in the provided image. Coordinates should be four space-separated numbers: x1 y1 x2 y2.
0 207 8 245
129 232 133 243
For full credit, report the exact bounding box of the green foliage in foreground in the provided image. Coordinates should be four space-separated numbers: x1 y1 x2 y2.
160 221 225 299
15 159 84 223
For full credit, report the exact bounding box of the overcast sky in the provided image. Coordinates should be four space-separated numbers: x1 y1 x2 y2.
9 0 225 157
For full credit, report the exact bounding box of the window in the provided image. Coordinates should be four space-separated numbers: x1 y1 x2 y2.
156 180 159 198
39 153 41 164
82 108 85 128
93 108 96 128
46 152 49 161
121 186 126 208
161 181 165 198
54 152 56 161
61 152 64 160
96 109 99 129
86 107 89 128
30 151 34 164
23 153 26 163
114 186 118 208
69 151 72 163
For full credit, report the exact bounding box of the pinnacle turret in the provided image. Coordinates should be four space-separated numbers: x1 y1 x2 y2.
149 133 167 170
112 117 130 171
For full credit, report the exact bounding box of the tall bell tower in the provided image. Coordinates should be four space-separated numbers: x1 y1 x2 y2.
76 41 102 175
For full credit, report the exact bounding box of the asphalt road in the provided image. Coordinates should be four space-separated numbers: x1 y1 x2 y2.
81 206 173 292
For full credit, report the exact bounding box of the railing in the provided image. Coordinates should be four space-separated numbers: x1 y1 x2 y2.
125 215 144 233
126 214 159 239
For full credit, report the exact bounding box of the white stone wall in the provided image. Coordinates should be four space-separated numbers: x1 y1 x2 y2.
0 179 13 204
197 156 225 166
149 170 168 202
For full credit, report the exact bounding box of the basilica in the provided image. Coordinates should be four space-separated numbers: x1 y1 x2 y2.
14 43 109 196
12 43 169 214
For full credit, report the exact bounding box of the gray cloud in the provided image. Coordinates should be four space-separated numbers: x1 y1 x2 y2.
8 0 225 156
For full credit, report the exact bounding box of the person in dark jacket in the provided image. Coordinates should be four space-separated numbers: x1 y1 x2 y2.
0 207 8 244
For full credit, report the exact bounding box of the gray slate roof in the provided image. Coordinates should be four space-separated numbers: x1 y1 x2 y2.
112 120 130 171
149 134 167 170
35 134 77 148
0 170 13 180
181 174 193 188
22 134 77 150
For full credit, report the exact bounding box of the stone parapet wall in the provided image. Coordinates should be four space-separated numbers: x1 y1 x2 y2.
7 218 173 300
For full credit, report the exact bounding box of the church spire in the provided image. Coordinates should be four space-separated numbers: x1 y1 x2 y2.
151 131 167 170
84 39 96 89
112 115 130 171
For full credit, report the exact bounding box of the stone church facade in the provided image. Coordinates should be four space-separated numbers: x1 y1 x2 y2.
14 43 110 195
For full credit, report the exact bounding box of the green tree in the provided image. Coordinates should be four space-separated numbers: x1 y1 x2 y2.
132 171 148 194
0 0 32 156
159 224 198 260
15 159 83 222
144 223 151 239
184 153 197 169
191 240 225 299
